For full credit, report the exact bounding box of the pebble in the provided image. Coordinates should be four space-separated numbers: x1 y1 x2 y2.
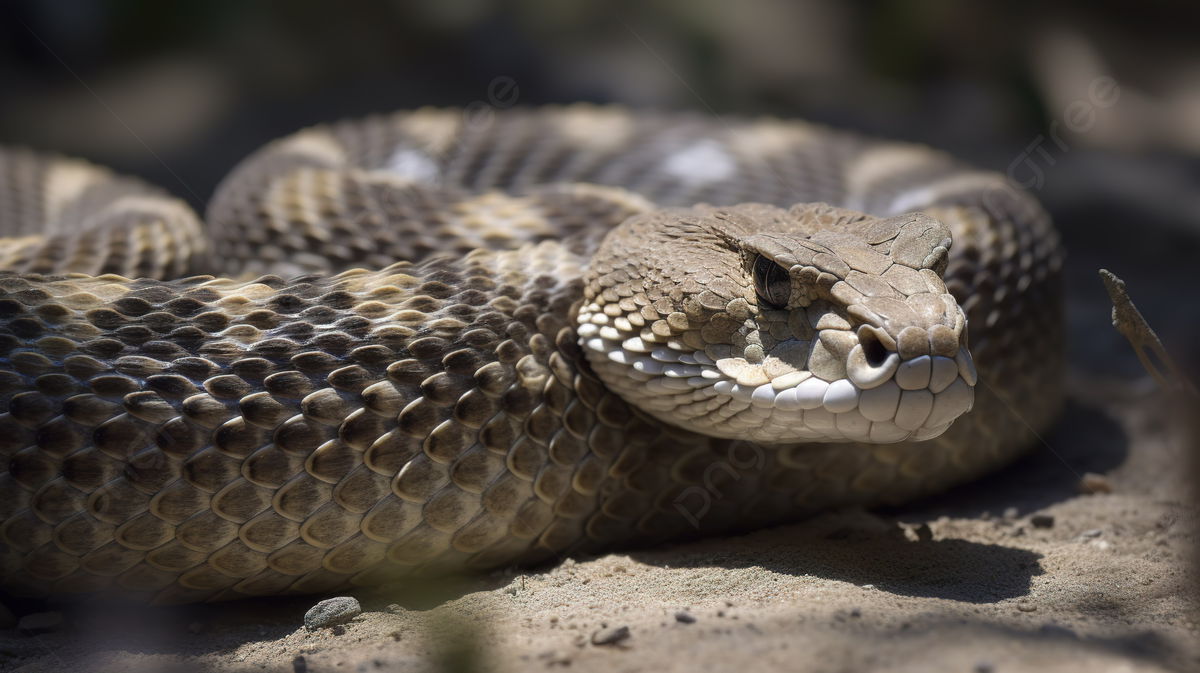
1081 528 1102 538
1039 624 1077 638
1030 514 1054 528
1078 472 1112 494
18 612 62 631
304 596 362 631
591 625 630 646
1002 506 1020 521
674 612 696 624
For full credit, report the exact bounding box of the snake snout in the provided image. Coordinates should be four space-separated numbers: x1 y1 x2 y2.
833 321 977 441
845 325 900 388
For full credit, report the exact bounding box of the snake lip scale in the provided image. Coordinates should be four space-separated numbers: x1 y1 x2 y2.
0 105 1064 605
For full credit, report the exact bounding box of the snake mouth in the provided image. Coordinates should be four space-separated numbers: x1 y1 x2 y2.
707 322 977 444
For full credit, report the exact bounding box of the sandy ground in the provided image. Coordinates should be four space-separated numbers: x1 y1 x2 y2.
0 219 1196 672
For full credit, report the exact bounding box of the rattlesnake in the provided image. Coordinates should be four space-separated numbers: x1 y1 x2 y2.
0 106 1063 605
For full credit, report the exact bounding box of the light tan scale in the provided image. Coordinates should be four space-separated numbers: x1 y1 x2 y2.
0 105 1063 605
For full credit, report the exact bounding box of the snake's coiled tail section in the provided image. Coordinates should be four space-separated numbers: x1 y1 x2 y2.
0 105 1065 604
0 243 655 604
0 148 206 280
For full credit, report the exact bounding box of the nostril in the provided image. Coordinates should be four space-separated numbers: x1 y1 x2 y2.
859 328 890 368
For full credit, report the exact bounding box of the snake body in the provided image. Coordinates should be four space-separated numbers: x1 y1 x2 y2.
0 106 1063 605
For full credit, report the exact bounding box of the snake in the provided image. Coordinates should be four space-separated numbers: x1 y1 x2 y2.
0 105 1064 606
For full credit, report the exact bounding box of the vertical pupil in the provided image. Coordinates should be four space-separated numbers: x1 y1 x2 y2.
753 255 789 308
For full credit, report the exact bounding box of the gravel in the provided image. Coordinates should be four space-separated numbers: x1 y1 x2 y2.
1030 514 1055 528
304 597 362 631
592 625 630 645
674 612 696 624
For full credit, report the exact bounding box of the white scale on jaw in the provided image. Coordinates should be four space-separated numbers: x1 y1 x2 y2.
577 306 978 444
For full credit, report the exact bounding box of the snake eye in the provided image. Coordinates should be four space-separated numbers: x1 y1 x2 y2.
752 254 791 309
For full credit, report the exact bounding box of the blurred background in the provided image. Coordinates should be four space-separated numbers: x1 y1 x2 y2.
0 0 1197 378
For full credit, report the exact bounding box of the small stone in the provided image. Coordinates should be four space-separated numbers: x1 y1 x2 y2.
388 630 403 641
674 612 696 624
1002 507 1020 521
386 604 405 615
1081 528 1102 538
187 622 204 634
292 655 307 673
849 608 861 618
1030 514 1054 528
1017 602 1037 613
1078 472 1112 494
17 611 62 631
1039 624 1077 638
331 625 346 636
591 625 630 646
304 596 362 631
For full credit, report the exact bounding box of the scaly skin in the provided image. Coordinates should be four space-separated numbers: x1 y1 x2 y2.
0 106 1063 604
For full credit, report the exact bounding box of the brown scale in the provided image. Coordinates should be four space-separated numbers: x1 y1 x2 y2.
0 107 1064 604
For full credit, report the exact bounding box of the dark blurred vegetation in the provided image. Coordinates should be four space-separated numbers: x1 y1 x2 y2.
0 0 1198 376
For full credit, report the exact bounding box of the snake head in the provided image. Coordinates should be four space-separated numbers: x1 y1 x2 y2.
578 202 976 444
